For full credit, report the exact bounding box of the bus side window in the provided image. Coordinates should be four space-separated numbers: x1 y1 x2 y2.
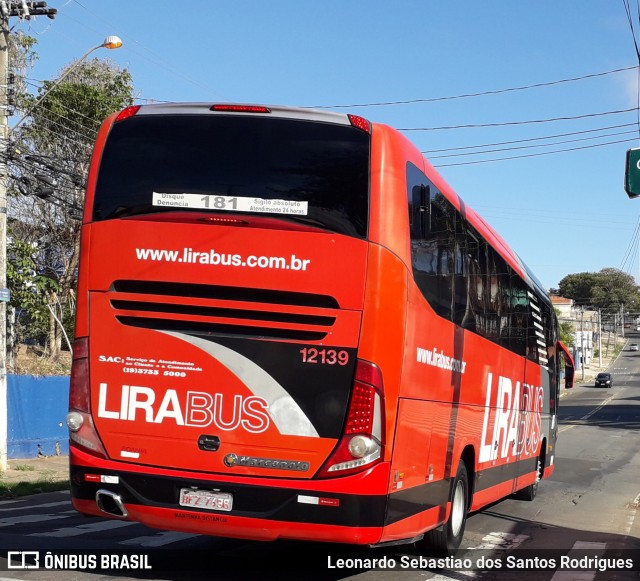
509 276 528 356
410 184 430 239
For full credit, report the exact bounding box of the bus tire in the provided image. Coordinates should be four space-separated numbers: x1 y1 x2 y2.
423 460 469 555
517 456 542 501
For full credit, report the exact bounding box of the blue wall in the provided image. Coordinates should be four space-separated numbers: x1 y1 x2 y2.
7 374 69 459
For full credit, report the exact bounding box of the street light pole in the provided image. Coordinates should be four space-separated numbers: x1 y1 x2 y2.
9 35 123 135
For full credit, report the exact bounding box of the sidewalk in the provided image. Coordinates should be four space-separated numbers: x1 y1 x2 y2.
1 454 69 485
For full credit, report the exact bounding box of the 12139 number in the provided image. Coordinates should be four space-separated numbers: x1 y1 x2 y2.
300 348 349 366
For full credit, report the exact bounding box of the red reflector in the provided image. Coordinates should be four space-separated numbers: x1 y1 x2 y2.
115 105 141 122
73 336 88 359
210 104 271 113
318 498 340 507
348 114 371 133
69 337 90 412
84 474 101 483
355 359 383 387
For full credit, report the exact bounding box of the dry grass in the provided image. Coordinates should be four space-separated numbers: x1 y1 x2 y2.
11 345 71 376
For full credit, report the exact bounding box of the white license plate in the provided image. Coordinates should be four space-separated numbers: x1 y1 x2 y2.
179 489 233 512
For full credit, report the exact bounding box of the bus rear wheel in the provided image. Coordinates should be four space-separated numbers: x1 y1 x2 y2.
517 456 543 501
422 460 469 555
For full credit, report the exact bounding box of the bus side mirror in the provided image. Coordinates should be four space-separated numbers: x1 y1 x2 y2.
565 365 574 389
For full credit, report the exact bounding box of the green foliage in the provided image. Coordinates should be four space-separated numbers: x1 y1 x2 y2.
555 309 574 346
24 58 134 158
8 39 135 359
7 238 58 344
558 268 640 314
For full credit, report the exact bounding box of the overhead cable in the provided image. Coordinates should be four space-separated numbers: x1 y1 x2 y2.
309 65 638 109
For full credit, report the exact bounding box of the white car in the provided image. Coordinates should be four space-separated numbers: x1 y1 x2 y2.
630 343 639 351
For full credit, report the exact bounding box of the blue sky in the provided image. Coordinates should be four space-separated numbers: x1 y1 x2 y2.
12 1 640 291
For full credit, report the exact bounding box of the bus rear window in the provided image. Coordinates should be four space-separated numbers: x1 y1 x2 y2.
92 115 370 238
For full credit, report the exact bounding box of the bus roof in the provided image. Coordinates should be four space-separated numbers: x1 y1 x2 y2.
131 102 354 126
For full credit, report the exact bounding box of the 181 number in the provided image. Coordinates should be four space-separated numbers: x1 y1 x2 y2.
300 348 349 366
200 195 238 210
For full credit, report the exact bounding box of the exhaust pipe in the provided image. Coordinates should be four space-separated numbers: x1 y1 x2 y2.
96 489 128 518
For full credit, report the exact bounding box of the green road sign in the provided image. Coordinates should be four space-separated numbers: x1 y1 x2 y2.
625 148 640 198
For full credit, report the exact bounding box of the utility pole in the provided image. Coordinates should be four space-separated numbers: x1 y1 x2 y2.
580 309 585 382
0 11 8 473
598 309 602 368
0 1 56 471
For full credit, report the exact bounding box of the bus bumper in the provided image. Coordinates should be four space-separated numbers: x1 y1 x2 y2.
70 447 390 545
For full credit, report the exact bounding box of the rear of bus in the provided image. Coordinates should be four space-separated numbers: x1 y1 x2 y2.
68 103 394 544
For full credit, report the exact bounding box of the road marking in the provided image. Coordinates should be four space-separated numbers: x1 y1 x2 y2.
559 394 615 433
474 531 530 551
550 541 606 581
624 492 640 536
427 532 530 580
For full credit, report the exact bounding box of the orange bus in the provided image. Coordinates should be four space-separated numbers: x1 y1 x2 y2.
67 103 574 555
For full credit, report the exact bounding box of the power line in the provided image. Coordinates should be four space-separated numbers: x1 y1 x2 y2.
309 65 638 109
621 0 640 139
60 1 226 99
424 129 637 160
622 0 640 61
432 137 637 168
421 122 638 153
620 216 640 273
400 107 638 132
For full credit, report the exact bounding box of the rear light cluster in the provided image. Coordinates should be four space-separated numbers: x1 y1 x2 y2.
210 104 271 113
67 337 108 458
317 359 384 478
114 105 140 123
348 114 371 134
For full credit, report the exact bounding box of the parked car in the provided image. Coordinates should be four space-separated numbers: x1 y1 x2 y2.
595 373 613 388
631 343 639 351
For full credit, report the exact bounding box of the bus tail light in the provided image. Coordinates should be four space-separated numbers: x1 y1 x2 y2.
114 105 140 123
210 104 271 113
348 114 371 134
67 337 108 459
316 360 384 478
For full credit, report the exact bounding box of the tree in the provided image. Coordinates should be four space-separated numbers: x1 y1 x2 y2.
556 308 574 347
558 268 640 314
8 48 134 360
6 239 57 362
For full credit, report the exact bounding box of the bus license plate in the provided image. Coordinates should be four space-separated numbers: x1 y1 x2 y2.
179 489 233 512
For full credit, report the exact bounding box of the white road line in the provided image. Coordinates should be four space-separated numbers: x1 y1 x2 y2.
624 492 640 536
474 531 530 551
29 519 136 537
427 532 531 580
559 394 615 433
550 541 606 581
